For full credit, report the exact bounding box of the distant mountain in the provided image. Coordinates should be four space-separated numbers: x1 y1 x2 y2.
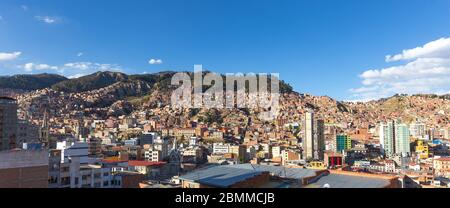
0 73 68 91
130 71 294 93
14 71 449 128
0 69 294 95
51 71 128 92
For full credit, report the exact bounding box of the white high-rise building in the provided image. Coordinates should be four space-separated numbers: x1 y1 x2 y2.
303 111 314 160
379 121 411 157
409 123 426 139
56 141 90 164
395 123 410 156
302 111 324 160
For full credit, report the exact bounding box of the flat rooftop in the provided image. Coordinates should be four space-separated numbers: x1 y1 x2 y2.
0 150 48 169
179 165 265 188
179 164 398 188
305 173 392 188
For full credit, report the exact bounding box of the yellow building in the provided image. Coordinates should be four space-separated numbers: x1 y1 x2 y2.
415 140 429 159
307 161 326 170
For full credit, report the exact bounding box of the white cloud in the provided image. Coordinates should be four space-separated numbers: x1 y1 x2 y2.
23 63 34 72
62 62 123 79
17 61 122 77
148 58 162 64
63 62 122 72
68 73 86 79
0 52 21 61
35 16 60 24
385 37 450 62
351 37 450 101
64 62 90 70
77 52 83 57
22 62 59 72
21 5 28 11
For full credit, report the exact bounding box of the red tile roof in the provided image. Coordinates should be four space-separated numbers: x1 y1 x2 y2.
128 160 166 167
435 157 450 162
101 159 128 163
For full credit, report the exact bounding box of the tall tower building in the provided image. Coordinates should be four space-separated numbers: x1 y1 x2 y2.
0 97 18 150
379 121 394 156
303 111 314 160
314 119 325 160
336 135 351 152
395 123 410 156
379 120 410 157
39 110 49 146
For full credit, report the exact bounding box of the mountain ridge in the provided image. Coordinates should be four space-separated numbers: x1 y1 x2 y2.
2 71 449 102
0 73 68 91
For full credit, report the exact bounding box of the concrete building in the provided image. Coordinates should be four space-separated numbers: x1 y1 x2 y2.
0 150 48 188
324 151 343 168
139 132 157 146
271 146 281 158
213 143 229 154
56 141 90 164
181 147 204 163
145 149 162 162
303 111 314 160
409 122 426 139
17 120 39 148
415 140 429 159
433 157 450 178
380 121 411 157
124 138 139 146
229 145 246 163
111 171 145 188
302 111 325 160
189 136 199 146
127 160 166 179
0 97 18 150
395 123 411 156
336 134 351 152
281 149 302 165
87 137 102 157
58 158 112 188
48 149 62 188
314 119 325 160
153 137 169 159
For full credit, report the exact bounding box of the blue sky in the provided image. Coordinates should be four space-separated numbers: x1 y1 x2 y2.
1 0 450 101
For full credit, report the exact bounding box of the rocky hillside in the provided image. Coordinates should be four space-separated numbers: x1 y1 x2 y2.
51 71 129 92
0 73 67 91
10 71 449 129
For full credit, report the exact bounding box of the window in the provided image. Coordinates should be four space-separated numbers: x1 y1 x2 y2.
61 177 70 186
